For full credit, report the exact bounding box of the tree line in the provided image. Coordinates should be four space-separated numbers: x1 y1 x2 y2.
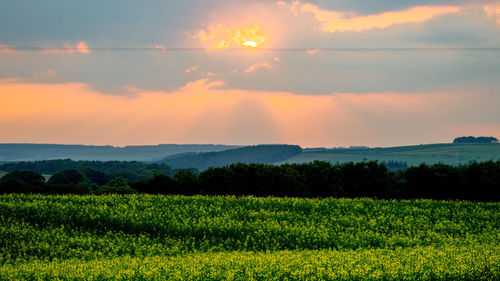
0 159 176 181
0 159 175 174
1 160 498 201
453 136 499 144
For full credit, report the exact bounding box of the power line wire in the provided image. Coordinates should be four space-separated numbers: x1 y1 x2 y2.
8 47 500 52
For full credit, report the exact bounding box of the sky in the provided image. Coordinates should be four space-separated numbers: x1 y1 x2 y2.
1 0 499 147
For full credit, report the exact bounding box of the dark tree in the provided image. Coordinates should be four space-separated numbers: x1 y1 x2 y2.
131 173 179 194
453 136 498 144
95 178 137 194
80 168 113 186
1 159 499 202
174 169 198 195
2 170 45 184
0 170 45 194
48 169 88 185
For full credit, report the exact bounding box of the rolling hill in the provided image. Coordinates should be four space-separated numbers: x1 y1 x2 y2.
158 145 302 170
0 143 240 162
281 143 500 166
1 143 499 171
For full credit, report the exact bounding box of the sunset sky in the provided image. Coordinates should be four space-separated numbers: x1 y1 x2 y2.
1 0 499 147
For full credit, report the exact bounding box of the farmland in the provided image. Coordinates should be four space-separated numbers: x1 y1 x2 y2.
284 143 500 166
0 194 498 280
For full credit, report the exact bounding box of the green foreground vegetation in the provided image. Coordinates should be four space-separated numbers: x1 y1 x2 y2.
1 195 498 280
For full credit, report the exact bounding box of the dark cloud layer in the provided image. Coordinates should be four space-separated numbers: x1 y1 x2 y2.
1 0 499 95
277 0 482 14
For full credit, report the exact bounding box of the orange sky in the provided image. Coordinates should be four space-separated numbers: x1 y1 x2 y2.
1 79 498 147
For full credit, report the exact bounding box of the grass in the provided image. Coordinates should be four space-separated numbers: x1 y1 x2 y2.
284 143 500 166
0 194 498 280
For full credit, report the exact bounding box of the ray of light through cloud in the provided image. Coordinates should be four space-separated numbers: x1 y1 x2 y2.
0 0 499 146
1 78 499 147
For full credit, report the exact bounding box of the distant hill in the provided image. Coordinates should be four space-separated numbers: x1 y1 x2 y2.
2 142 499 169
0 144 240 162
281 143 500 166
158 145 302 170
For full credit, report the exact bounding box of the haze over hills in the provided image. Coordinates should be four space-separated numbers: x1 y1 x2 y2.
0 143 240 162
1 142 499 171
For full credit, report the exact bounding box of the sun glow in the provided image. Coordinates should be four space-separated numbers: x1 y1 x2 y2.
243 41 258 48
196 25 267 49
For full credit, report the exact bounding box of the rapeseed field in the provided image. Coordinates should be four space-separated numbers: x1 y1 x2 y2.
0 194 498 280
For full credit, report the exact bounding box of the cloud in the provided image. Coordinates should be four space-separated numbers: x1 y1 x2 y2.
287 2 461 32
34 70 56 77
155 44 167 51
0 45 21 54
1 79 498 147
195 25 268 49
185 65 199 73
123 85 145 93
75 41 90 54
0 41 91 54
45 41 91 54
484 3 500 26
245 62 273 73
307 48 321 55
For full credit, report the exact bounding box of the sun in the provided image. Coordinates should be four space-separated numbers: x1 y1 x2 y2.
231 26 266 49
243 41 258 48
196 25 267 50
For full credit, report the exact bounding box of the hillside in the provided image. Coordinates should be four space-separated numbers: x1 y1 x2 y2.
0 143 240 162
282 143 500 166
2 143 499 169
159 144 302 170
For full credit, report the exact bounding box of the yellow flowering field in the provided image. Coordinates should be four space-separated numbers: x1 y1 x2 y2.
0 194 498 280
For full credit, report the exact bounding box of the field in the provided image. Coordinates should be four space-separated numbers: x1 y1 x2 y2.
284 143 500 166
0 195 498 280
